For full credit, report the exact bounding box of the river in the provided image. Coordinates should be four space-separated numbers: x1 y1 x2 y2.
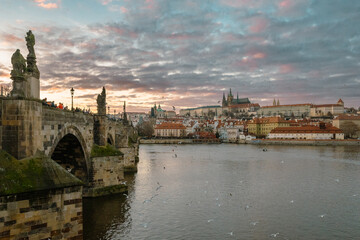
84 144 360 239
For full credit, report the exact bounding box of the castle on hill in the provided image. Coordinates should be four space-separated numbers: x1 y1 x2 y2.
222 88 250 107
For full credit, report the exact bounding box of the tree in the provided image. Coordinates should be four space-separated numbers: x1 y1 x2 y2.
215 131 220 138
136 121 154 138
341 121 360 139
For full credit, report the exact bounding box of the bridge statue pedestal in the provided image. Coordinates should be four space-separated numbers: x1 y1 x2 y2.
1 99 42 159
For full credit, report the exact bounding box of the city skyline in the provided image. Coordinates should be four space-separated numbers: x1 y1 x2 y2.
0 0 359 113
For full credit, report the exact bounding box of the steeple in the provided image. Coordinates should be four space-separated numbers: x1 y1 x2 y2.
222 92 226 107
229 88 233 97
277 99 280 106
273 99 276 106
237 92 239 103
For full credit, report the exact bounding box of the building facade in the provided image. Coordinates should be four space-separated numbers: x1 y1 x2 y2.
179 105 222 117
310 99 344 117
257 104 312 118
154 122 186 137
247 117 291 138
268 124 344 140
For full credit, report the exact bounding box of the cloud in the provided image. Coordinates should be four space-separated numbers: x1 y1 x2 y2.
1 0 360 110
33 0 60 9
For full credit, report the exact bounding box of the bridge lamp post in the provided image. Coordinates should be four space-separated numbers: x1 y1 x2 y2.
70 87 74 111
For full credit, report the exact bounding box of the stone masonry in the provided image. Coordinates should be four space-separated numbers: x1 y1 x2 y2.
0 186 83 240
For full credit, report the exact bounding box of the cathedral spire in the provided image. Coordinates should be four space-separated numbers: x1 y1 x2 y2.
222 92 226 107
273 99 276 106
229 88 232 97
277 99 280 106
237 92 239 102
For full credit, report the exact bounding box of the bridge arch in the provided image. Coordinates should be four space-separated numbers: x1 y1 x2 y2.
49 125 90 183
107 133 114 146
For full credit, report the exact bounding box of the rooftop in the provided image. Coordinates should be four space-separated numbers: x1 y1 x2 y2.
270 125 343 134
155 122 186 129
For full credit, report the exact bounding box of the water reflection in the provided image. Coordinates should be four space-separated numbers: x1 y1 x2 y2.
83 174 135 240
84 144 360 240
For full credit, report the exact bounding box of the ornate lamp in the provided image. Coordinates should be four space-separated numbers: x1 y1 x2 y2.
70 87 74 111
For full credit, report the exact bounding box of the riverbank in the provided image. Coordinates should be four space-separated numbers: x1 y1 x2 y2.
140 138 360 146
250 139 360 146
139 139 220 144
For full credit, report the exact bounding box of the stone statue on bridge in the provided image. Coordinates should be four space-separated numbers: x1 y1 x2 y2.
10 30 40 98
25 30 40 79
10 49 26 79
97 87 106 115
10 49 27 97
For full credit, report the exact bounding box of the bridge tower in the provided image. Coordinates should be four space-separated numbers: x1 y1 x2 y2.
94 87 108 146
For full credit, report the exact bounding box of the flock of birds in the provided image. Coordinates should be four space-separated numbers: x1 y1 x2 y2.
118 145 353 239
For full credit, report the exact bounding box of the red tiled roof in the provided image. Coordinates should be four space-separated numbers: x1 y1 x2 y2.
270 125 343 134
335 114 360 120
249 117 289 124
312 104 342 108
155 122 186 129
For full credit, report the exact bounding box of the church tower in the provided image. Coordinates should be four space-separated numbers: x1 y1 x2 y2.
222 92 227 107
227 88 234 106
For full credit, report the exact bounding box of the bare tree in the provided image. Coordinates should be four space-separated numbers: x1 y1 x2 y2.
136 121 154 138
341 121 360 138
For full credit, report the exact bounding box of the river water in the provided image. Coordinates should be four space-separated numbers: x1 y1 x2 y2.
84 144 360 240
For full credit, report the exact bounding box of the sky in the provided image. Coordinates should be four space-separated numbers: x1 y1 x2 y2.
0 0 359 113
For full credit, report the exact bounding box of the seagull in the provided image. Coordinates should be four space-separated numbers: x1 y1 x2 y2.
207 219 214 223
143 223 148 228
319 214 326 218
245 205 251 210
250 221 259 226
228 232 234 236
290 200 294 203
335 178 340 182
270 233 279 238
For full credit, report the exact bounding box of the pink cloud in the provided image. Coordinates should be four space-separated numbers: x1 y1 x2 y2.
34 0 59 9
279 64 295 74
252 52 266 59
100 0 112 5
249 17 269 33
2 34 22 43
278 0 292 8
145 0 156 10
120 6 128 13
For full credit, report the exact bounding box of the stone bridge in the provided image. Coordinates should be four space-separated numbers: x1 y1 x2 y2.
0 98 138 187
